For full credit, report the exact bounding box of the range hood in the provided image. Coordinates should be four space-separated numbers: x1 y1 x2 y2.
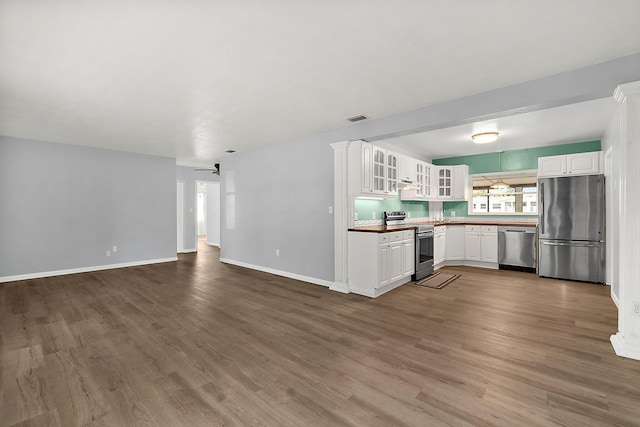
400 178 418 189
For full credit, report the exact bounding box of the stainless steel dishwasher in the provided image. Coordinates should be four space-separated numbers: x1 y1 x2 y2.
498 226 537 272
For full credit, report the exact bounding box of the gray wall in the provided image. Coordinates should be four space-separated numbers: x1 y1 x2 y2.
220 137 334 281
0 136 176 279
205 182 221 246
176 166 220 251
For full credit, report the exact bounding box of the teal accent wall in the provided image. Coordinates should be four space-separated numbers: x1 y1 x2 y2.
433 140 601 217
354 197 428 221
432 140 601 174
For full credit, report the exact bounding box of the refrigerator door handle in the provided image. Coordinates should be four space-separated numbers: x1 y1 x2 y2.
539 182 544 235
540 241 603 248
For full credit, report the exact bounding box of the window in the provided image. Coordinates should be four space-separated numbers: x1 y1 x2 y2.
470 171 538 215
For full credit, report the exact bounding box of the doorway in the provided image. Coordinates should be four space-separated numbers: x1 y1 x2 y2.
196 181 221 248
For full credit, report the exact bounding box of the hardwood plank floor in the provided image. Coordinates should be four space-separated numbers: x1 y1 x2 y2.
2 241 639 426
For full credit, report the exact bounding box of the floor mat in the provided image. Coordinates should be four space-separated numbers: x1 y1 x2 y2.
415 272 461 289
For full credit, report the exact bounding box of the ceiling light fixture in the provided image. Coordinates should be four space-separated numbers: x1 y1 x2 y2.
471 132 499 144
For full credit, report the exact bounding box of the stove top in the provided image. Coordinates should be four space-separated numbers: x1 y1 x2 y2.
384 211 406 226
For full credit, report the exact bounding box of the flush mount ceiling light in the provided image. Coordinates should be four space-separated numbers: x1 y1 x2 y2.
471 132 499 144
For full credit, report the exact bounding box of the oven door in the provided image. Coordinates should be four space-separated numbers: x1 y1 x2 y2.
414 230 434 280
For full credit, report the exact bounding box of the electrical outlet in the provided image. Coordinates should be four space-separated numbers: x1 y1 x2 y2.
633 301 640 317
407 212 411 218
372 211 376 220
451 211 456 218
354 212 358 221
328 206 333 214
106 250 111 257
276 249 280 257
112 245 118 252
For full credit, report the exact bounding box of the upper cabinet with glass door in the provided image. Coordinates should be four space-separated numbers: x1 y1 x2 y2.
437 167 453 198
386 151 399 196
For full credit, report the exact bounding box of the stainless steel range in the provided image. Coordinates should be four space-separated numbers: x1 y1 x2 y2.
383 212 434 281
414 224 434 281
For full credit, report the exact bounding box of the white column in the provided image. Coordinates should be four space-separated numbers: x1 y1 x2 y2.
329 141 351 293
610 80 640 360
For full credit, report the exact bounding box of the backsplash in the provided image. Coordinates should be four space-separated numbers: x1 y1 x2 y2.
354 197 429 222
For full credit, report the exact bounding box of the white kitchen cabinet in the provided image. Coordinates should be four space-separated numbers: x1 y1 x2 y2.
464 225 498 267
446 225 465 262
436 167 453 198
415 161 425 196
566 152 601 175
399 155 415 184
347 140 386 197
360 141 373 193
403 237 415 277
537 152 602 177
452 165 469 200
377 243 390 287
537 154 566 177
434 226 447 268
464 227 482 261
389 241 404 282
386 151 399 196
431 165 468 201
348 231 414 298
423 162 433 198
372 145 387 194
480 226 498 263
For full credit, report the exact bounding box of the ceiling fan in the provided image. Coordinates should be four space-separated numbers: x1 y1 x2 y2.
194 163 220 175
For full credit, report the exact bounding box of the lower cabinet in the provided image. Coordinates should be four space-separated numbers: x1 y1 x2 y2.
465 225 498 267
403 238 415 277
434 226 447 268
446 225 465 262
481 229 498 263
464 228 482 261
349 230 415 298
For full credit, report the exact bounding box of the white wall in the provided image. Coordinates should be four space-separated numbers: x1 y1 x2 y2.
602 107 622 299
205 182 220 246
0 136 177 281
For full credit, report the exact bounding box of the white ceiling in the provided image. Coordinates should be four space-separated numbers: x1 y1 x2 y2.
1 1 639 166
384 97 617 159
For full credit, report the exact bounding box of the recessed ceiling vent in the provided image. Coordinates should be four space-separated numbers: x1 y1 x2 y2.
225 149 236 153
346 115 367 122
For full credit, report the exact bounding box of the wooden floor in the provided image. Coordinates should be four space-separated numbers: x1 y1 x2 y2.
2 242 639 426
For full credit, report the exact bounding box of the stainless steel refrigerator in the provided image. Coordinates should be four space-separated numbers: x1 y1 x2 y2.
538 174 605 283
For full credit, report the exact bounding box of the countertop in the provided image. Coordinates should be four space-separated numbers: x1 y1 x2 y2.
349 221 538 233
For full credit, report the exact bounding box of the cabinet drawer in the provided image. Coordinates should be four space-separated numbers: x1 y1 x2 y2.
481 226 497 233
378 233 390 244
390 231 404 242
465 225 481 232
402 230 415 240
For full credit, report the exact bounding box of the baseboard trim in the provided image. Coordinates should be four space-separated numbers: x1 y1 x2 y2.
329 281 350 294
610 333 640 361
611 289 620 308
179 248 197 253
0 257 179 283
219 258 333 288
205 241 220 247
